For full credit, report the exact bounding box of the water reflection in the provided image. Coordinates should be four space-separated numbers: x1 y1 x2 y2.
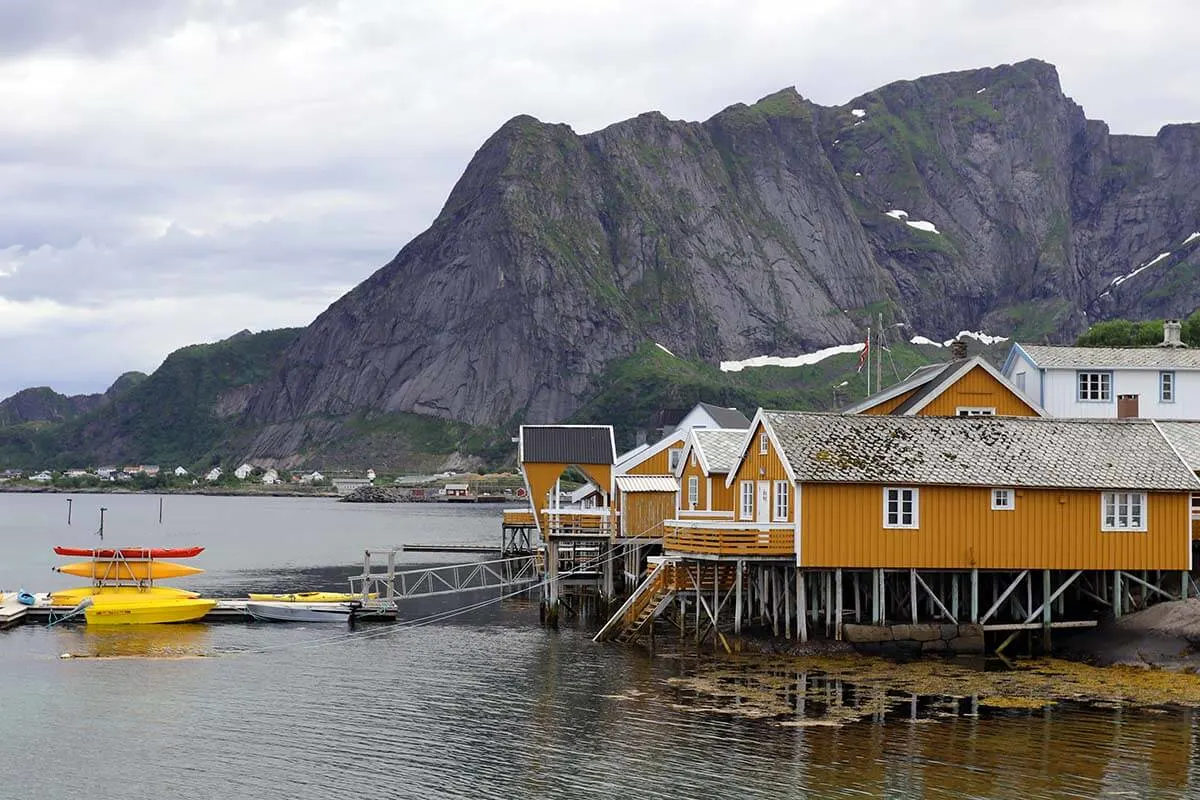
64 623 212 659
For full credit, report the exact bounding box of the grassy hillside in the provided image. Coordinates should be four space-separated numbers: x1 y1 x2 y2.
0 329 302 470
569 339 983 451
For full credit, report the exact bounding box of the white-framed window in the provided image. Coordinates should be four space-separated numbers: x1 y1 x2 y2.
883 487 919 529
1160 371 1175 403
668 448 683 472
739 481 754 521
991 488 1014 510
1015 371 1026 391
690 452 697 467
758 432 769 455
1101 492 1146 531
773 480 789 521
1077 371 1112 402
687 476 699 510
957 407 996 416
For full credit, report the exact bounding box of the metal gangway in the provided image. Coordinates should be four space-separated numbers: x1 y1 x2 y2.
348 549 541 603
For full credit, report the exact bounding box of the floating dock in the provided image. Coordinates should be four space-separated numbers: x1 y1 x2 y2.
0 593 398 628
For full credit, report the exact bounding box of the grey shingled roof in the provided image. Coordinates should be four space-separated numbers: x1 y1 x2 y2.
1019 344 1200 370
1156 421 1200 471
692 429 746 473
696 402 751 429
762 411 1198 490
520 425 614 465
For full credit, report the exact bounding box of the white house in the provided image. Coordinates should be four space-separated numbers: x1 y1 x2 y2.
30 470 53 482
261 468 281 485
174 466 189 477
1002 321 1200 419
298 471 324 484
204 467 222 481
233 463 254 480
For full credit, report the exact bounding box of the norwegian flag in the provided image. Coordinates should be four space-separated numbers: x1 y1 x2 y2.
856 334 870 373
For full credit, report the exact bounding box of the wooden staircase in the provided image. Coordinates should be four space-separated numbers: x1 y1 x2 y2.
594 559 676 643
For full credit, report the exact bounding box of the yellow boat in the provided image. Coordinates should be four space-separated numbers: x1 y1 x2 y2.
51 585 201 606
56 560 203 580
83 596 216 625
247 591 375 603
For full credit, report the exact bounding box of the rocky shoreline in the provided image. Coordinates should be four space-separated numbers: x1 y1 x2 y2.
1057 598 1200 671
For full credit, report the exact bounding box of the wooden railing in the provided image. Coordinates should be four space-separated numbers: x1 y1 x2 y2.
663 521 794 557
541 509 615 538
503 509 536 527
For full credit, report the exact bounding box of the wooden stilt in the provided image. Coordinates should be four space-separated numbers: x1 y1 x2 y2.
734 559 743 635
910 569 918 624
835 568 844 641
798 570 808 642
1113 571 1123 618
970 568 979 624
853 571 862 623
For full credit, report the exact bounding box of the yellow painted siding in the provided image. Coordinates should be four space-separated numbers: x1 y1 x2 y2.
679 455 706 510
801 484 1190 570
623 492 676 539
919 365 1037 416
710 474 737 514
727 421 793 523
522 462 611 521
861 389 917 415
627 447 673 475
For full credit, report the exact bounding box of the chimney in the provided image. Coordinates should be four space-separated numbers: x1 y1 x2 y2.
950 339 968 360
1160 319 1185 348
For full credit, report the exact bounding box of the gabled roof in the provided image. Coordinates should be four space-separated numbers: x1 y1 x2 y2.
1155 420 1200 471
1016 344 1200 370
758 411 1198 491
694 402 752 429
677 429 747 477
615 429 687 474
615 475 679 493
890 356 1044 416
840 362 948 414
519 425 615 465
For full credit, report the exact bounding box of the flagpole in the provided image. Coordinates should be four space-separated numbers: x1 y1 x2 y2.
865 326 871 398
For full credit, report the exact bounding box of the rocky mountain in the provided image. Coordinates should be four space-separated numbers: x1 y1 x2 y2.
238 59 1200 460
0 372 146 427
0 331 297 469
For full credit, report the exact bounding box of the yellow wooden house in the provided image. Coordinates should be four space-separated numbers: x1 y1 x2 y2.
843 355 1044 417
613 411 1199 649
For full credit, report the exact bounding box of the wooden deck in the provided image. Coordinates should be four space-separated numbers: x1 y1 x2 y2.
664 520 794 558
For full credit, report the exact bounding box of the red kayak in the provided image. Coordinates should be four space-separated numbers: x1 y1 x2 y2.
53 546 205 559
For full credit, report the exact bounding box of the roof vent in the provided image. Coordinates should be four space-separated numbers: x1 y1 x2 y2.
1160 319 1186 348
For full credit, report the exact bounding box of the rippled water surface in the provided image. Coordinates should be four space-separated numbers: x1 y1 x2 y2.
3 493 1200 799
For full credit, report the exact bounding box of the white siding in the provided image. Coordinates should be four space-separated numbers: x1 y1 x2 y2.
1004 350 1043 405
1040 368 1200 419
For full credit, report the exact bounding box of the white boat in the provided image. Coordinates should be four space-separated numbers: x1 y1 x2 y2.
245 601 358 623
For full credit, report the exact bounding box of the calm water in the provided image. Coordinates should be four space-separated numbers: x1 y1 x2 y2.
2 492 1200 799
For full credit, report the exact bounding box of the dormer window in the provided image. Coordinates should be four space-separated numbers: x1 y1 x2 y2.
759 432 769 455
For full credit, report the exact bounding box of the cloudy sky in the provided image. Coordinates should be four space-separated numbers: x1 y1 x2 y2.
2 0 1197 400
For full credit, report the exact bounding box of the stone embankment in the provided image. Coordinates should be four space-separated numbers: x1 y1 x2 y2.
1060 598 1200 671
843 623 986 656
339 486 436 503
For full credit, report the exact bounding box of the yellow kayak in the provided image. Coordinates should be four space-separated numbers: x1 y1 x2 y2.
56 560 203 580
84 597 216 625
51 585 201 606
247 591 375 603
